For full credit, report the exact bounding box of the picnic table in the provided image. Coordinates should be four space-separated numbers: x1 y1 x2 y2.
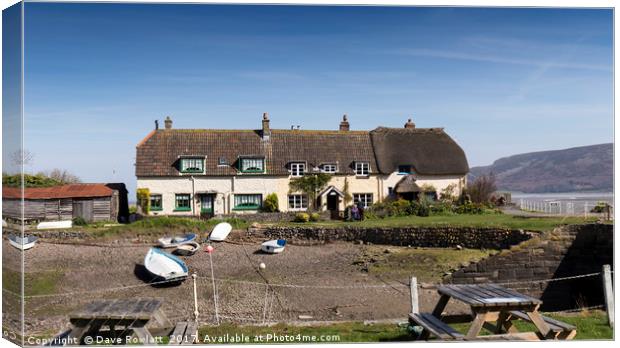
409 283 576 341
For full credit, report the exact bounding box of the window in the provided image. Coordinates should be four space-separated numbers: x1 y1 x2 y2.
240 158 265 173
290 162 306 177
320 164 338 174
218 157 228 166
150 194 162 211
354 162 370 176
353 193 373 208
398 165 413 175
175 194 191 211
180 158 204 173
288 194 308 210
234 194 262 210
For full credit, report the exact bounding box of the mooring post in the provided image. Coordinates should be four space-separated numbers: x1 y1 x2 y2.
602 265 614 328
192 273 199 322
410 276 419 314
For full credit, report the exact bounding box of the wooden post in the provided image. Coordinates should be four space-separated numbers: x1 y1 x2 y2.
410 276 419 314
602 265 614 328
192 273 199 322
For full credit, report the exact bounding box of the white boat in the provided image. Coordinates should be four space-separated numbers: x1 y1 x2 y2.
37 220 72 230
144 248 188 281
261 239 286 254
157 233 197 248
174 241 200 256
8 235 38 251
208 222 232 242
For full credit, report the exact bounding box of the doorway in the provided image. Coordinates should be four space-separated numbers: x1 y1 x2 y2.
327 193 340 219
200 194 215 218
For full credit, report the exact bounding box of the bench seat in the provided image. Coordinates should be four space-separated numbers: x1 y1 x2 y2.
409 313 465 340
508 311 576 339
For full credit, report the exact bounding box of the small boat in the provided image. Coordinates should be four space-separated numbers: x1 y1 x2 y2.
37 220 72 230
208 222 232 242
157 233 197 248
261 239 286 254
144 247 188 281
174 241 200 256
8 235 38 250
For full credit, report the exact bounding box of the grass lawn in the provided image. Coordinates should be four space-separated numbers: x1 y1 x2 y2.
2 268 61 297
196 311 612 343
273 214 600 231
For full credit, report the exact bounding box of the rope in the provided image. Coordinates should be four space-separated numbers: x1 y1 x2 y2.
544 305 605 314
492 272 601 286
195 275 408 289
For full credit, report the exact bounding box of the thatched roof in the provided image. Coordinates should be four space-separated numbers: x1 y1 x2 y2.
394 175 422 193
369 127 469 175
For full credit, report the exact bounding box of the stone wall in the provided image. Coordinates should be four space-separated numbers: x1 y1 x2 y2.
221 211 330 223
253 225 532 249
447 223 613 310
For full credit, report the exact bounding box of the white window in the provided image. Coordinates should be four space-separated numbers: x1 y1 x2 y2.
353 193 373 208
354 162 370 176
290 162 306 177
320 164 338 174
288 194 308 210
234 194 262 210
240 158 264 173
180 158 204 173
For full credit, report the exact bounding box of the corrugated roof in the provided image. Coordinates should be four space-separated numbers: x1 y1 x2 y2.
3 184 116 200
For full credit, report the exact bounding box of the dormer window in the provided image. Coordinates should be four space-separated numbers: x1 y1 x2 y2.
218 157 228 166
239 157 265 173
290 162 306 177
320 164 338 174
180 158 204 173
398 165 413 175
354 162 370 176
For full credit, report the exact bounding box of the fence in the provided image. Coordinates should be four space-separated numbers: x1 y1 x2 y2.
3 265 614 339
519 199 613 219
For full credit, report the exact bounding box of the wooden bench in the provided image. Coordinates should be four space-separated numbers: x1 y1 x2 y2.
409 313 465 340
508 311 576 339
169 321 199 345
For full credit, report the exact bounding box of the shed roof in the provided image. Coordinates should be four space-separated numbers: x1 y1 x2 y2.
3 184 118 200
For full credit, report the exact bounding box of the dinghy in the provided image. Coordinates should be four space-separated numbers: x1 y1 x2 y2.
261 239 286 254
174 241 200 256
157 233 197 248
144 248 188 281
37 220 72 230
208 222 232 242
8 235 38 251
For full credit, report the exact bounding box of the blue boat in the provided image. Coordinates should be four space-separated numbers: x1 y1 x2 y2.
144 248 189 281
157 233 197 248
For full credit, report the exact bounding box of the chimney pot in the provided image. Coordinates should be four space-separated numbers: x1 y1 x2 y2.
404 118 415 129
164 116 173 130
262 112 271 140
339 114 350 131
155 120 159 130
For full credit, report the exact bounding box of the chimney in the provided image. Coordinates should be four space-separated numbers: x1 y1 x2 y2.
404 118 415 129
262 112 271 140
339 114 350 131
164 116 173 130
155 120 159 130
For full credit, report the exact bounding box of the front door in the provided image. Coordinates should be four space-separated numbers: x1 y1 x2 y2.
327 193 340 219
200 194 214 217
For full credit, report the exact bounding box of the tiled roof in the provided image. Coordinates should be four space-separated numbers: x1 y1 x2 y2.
3 184 117 200
136 126 469 177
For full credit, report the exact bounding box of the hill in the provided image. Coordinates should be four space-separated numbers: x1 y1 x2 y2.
469 143 613 193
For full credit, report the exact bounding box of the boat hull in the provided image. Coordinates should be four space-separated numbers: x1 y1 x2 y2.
144 248 189 281
209 222 232 241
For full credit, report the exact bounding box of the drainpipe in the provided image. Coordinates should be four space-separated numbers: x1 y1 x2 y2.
190 176 196 217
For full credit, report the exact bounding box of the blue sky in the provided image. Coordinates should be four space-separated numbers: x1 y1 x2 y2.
13 3 614 196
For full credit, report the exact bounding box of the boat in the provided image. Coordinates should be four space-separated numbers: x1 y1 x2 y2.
208 222 232 242
261 239 286 254
144 248 188 281
37 220 72 230
157 233 197 248
174 241 200 256
8 235 38 251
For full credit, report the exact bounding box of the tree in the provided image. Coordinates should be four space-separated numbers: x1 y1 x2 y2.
136 188 150 215
467 173 497 203
343 178 353 206
11 149 34 167
263 193 279 212
47 169 81 184
289 173 332 211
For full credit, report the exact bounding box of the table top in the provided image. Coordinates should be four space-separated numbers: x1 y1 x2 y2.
70 298 163 321
437 284 542 308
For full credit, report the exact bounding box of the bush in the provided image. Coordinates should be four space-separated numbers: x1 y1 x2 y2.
72 217 88 226
293 213 310 223
430 201 454 215
454 202 485 215
310 213 321 222
263 193 279 212
136 188 150 214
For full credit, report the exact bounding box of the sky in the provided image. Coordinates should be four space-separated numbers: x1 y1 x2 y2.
6 3 614 196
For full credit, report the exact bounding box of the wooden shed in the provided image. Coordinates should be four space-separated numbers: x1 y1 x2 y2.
2 183 129 223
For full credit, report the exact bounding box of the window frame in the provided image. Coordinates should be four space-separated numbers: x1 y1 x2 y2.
320 163 338 174
233 194 263 210
290 162 306 177
398 165 413 175
354 162 370 176
288 194 308 211
353 193 373 208
150 194 163 211
239 158 265 173
174 193 192 212
179 158 204 174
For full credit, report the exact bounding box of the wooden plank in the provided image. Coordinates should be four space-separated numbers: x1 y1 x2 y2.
438 286 485 306
526 310 552 338
602 264 614 328
409 313 462 340
421 313 464 339
466 312 489 339
170 322 188 345
431 294 450 318
182 322 199 345
410 277 419 314
469 332 541 341
484 284 541 305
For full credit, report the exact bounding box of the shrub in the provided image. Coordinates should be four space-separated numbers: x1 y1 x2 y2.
467 174 497 204
263 193 279 212
430 201 454 215
72 217 88 226
136 188 150 214
454 202 485 215
293 213 310 223
309 212 321 222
